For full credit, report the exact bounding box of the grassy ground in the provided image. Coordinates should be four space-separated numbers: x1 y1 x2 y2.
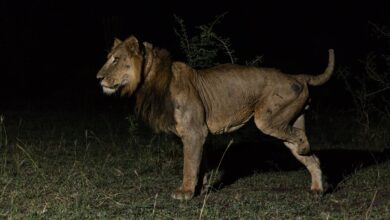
1 110 390 219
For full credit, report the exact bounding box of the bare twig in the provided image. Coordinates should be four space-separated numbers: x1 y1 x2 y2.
212 35 235 64
152 193 158 216
174 15 192 64
369 21 390 37
15 138 45 179
365 190 378 220
199 139 233 220
365 86 390 98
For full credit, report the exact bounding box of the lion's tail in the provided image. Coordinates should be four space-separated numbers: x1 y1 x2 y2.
296 49 335 86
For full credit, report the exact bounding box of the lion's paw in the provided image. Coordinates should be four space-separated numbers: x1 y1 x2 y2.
171 189 194 200
310 188 325 199
310 180 327 198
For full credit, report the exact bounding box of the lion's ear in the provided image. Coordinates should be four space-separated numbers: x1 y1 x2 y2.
125 35 140 52
143 42 153 50
113 38 122 48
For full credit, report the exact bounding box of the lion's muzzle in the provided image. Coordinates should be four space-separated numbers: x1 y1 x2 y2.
99 78 118 95
99 75 130 95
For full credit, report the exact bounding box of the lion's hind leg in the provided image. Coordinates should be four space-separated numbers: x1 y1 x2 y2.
253 83 326 193
284 114 325 194
254 99 325 193
254 83 311 156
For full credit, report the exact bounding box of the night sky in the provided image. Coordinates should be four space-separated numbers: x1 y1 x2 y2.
0 1 388 112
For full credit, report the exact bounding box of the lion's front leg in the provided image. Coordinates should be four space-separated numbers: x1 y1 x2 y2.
171 133 206 200
170 67 208 200
171 103 208 200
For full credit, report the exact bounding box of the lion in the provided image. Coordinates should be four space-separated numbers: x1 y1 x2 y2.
97 36 335 200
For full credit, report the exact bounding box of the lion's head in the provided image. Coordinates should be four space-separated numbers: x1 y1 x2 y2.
97 36 175 133
97 36 145 96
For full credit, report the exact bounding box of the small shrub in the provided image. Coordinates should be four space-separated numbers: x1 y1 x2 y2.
174 13 237 68
337 23 390 149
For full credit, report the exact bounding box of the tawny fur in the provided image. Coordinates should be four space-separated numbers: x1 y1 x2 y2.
97 35 335 200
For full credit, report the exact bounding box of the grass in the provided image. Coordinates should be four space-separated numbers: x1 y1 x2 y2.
1 110 390 219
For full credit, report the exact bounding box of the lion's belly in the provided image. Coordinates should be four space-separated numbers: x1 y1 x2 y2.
206 109 254 134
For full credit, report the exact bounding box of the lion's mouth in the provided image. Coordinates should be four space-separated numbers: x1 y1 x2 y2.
102 84 120 95
100 79 128 95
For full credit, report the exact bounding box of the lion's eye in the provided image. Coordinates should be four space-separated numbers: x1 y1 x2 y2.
113 57 119 64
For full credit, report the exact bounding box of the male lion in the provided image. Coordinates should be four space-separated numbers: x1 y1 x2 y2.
97 36 335 200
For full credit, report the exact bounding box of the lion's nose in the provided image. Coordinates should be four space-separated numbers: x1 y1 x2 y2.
96 73 104 79
96 69 107 79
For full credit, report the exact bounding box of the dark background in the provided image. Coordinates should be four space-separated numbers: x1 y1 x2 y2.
0 1 388 113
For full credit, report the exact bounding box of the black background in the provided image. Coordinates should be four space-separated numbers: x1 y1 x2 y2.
0 1 388 112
